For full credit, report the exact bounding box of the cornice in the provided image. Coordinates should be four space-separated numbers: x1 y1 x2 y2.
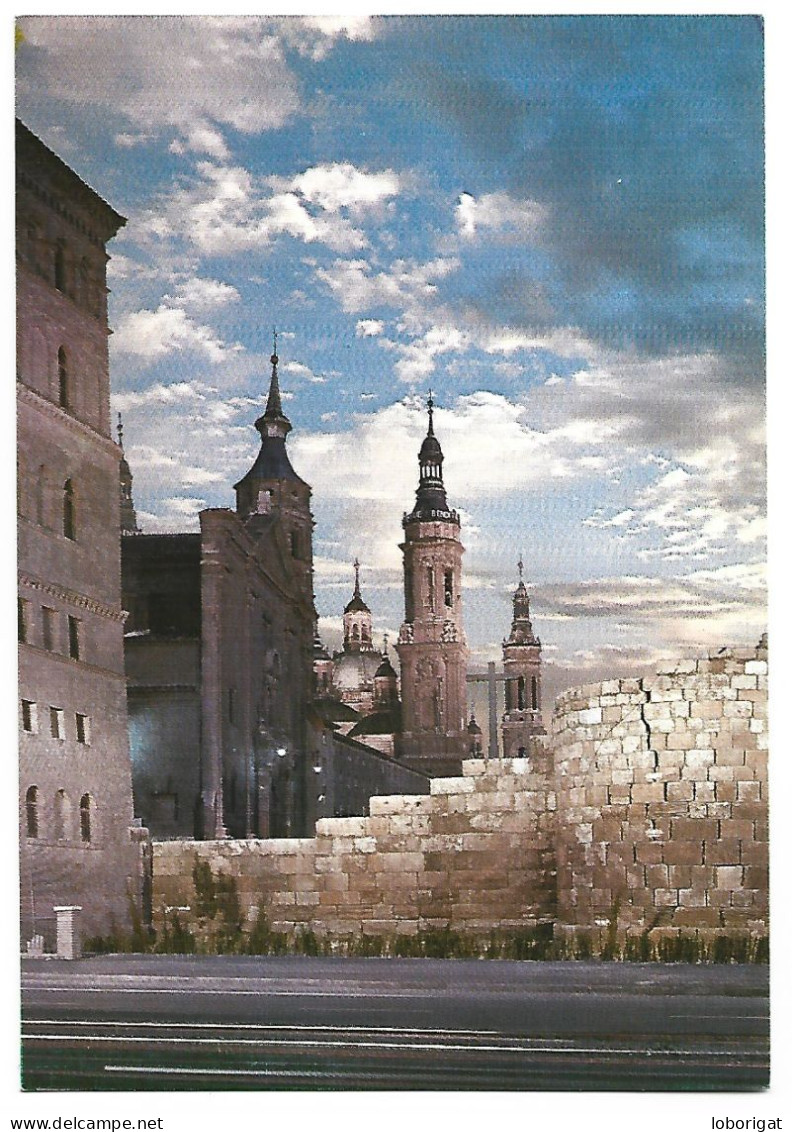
19 571 128 624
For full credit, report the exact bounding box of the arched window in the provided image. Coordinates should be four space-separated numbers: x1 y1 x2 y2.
352 624 360 640
54 789 71 840
26 786 39 838
517 676 526 710
290 530 300 558
444 569 453 607
80 793 92 843
54 243 67 292
58 347 69 409
531 676 538 711
63 479 76 540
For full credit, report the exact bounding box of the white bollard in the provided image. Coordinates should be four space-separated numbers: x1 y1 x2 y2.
53 905 82 960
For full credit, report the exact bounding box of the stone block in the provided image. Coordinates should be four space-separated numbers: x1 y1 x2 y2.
703 839 741 865
662 841 704 865
671 818 718 841
461 759 488 776
430 777 475 795
745 659 768 675
715 865 743 890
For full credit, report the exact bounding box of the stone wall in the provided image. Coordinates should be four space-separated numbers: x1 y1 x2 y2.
152 643 767 947
154 750 556 940
553 643 768 944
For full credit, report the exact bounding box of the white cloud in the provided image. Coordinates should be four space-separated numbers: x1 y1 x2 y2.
287 163 401 215
456 191 547 241
315 257 460 315
19 16 300 143
279 15 377 60
135 159 401 257
169 277 240 310
112 304 243 363
356 320 384 337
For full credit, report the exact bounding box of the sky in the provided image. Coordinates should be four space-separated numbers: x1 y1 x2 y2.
14 13 767 707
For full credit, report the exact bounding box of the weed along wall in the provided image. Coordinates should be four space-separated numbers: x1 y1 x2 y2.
152 642 768 956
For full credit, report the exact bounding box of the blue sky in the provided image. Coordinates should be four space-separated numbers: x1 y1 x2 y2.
15 14 766 704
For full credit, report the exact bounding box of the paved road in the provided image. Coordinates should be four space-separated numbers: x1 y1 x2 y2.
21 956 769 1091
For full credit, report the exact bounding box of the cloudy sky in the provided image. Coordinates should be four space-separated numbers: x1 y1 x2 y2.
15 14 766 705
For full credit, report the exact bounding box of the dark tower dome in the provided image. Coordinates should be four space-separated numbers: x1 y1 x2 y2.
234 332 308 517
405 394 457 525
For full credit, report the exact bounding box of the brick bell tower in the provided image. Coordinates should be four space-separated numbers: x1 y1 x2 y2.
501 558 545 757
396 396 468 776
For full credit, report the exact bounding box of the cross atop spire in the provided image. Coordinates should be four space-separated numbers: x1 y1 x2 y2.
353 557 361 597
518 556 524 582
427 390 435 435
117 411 124 450
264 327 286 421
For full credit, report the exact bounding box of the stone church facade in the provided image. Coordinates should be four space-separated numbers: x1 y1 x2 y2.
123 346 317 841
17 120 144 947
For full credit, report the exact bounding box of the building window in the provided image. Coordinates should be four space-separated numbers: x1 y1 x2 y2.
444 569 453 607
75 713 90 744
63 479 76 540
54 789 70 840
54 243 67 292
290 530 300 559
517 676 526 711
26 787 39 839
531 675 538 711
18 597 29 643
42 607 57 652
426 566 435 612
58 347 69 409
68 615 80 660
21 699 37 734
50 707 65 740
36 465 47 527
80 794 92 843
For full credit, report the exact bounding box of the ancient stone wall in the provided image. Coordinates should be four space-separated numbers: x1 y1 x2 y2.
154 751 556 940
553 643 768 944
152 643 768 947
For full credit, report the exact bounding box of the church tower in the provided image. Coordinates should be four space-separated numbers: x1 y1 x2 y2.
501 559 545 757
396 397 468 775
233 333 313 603
117 413 139 534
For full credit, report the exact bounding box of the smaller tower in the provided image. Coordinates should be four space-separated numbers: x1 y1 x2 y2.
373 636 399 708
233 332 313 602
118 413 139 534
343 558 375 653
501 558 545 758
467 710 483 757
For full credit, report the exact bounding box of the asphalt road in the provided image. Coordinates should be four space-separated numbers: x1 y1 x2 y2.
20 956 770 1091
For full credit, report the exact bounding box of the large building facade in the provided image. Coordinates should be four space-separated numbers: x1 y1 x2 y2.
17 120 144 946
123 347 317 840
397 399 468 776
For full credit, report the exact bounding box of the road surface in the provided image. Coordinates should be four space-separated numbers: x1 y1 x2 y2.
21 956 770 1091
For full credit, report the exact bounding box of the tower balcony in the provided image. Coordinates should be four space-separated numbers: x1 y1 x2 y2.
402 506 460 528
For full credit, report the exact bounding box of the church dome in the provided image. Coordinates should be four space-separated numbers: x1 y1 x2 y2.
332 649 384 693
